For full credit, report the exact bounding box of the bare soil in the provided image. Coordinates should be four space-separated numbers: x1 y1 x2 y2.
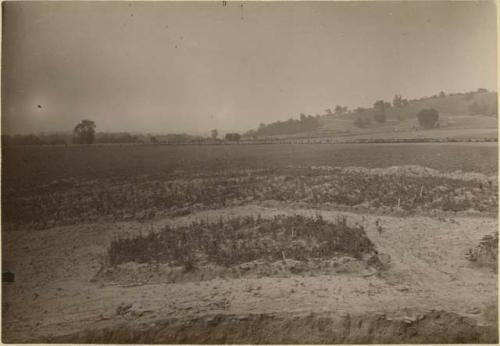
2 204 497 343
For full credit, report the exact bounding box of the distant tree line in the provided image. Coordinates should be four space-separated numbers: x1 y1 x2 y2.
1 132 144 146
225 133 241 142
4 87 496 146
247 87 496 136
2 129 246 146
2 134 67 146
246 113 321 137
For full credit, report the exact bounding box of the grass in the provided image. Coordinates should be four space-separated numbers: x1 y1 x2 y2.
107 214 376 268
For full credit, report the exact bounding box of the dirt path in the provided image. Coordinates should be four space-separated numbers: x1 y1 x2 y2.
2 205 497 342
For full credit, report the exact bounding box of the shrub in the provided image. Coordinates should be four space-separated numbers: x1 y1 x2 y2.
417 109 439 129
465 233 498 270
468 101 490 116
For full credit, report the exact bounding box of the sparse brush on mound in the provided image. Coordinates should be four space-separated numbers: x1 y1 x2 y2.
107 215 376 268
465 233 498 270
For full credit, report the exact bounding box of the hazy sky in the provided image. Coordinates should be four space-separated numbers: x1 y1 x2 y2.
2 1 497 135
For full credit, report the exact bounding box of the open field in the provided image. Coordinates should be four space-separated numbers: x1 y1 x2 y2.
2 143 498 343
3 142 497 186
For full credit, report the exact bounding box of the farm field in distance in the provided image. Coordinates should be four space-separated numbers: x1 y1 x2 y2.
3 142 498 186
2 142 498 343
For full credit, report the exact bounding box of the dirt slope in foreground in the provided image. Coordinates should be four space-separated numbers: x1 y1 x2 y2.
2 206 498 343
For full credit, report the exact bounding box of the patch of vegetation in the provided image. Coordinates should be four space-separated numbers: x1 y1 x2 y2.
373 100 391 123
247 113 321 137
417 109 439 129
107 215 376 268
468 101 497 117
3 166 497 231
225 133 241 142
73 120 96 144
353 117 371 128
465 233 498 270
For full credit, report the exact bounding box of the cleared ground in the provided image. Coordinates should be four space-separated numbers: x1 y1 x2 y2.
2 206 497 342
2 143 498 343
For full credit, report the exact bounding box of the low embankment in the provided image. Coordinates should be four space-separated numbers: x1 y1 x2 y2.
46 310 498 344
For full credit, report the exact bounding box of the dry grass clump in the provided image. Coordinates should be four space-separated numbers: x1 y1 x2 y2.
107 214 376 268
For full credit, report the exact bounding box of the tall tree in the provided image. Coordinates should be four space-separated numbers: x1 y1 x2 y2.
73 120 96 144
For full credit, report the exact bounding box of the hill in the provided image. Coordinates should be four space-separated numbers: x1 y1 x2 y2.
245 90 498 140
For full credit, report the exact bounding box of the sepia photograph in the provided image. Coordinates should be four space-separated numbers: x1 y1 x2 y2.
1 0 498 343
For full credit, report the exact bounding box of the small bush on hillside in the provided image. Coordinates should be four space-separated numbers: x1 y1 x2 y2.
468 101 492 116
465 233 498 270
417 109 439 129
354 117 371 128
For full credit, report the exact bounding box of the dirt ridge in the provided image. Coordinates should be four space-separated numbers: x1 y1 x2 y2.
45 310 498 344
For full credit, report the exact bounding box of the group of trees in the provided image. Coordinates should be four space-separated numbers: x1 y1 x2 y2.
150 133 208 144
351 93 445 129
2 120 97 146
96 132 140 144
224 133 241 141
5 88 495 146
74 121 244 144
392 94 409 108
468 101 498 116
248 113 321 136
74 120 141 144
325 105 349 116
3 120 142 146
4 119 246 146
